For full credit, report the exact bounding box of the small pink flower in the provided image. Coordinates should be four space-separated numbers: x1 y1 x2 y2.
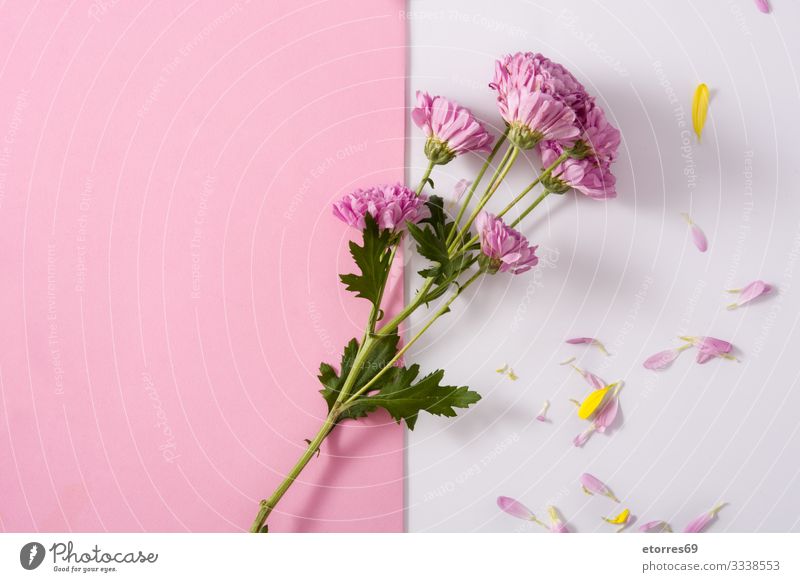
500 90 579 149
683 502 726 533
475 211 539 275
639 520 672 533
412 91 493 165
566 336 610 356
726 280 772 310
579 473 620 502
682 213 708 252
332 183 429 232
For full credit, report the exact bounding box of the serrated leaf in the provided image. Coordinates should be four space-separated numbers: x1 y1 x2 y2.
339 213 394 306
318 333 400 417
344 365 481 430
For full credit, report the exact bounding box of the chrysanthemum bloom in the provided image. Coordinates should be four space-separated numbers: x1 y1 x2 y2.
490 52 591 149
538 103 620 199
475 211 539 274
411 91 493 165
332 183 429 231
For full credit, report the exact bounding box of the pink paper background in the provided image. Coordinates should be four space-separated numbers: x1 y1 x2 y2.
0 0 406 532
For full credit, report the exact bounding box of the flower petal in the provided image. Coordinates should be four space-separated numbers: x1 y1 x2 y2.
497 496 535 521
755 0 770 13
682 213 708 252
536 400 550 422
644 345 692 370
594 394 619 432
692 83 710 141
639 520 672 533
726 280 772 309
577 385 613 419
579 473 620 502
683 502 726 533
566 336 609 355
573 425 596 447
602 508 630 526
547 506 570 533
452 178 471 201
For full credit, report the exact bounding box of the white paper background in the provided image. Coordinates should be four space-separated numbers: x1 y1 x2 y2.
404 0 800 532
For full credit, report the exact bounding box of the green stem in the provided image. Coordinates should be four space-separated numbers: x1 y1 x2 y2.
345 271 483 405
447 134 508 247
449 146 520 254
510 189 551 228
416 160 435 194
249 406 338 532
496 151 569 220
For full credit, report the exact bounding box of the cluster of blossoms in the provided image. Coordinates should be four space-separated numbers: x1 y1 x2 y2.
332 51 619 275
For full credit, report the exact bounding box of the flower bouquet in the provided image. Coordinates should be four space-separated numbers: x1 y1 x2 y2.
249 51 620 533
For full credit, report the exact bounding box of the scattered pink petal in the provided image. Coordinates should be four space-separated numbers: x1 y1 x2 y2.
682 213 708 252
452 178 471 201
536 400 550 422
683 502 726 533
755 0 770 13
566 336 610 355
497 496 535 521
547 506 570 533
573 425 596 447
639 520 672 533
594 393 619 433
726 280 772 310
579 473 620 502
571 365 606 390
643 346 690 370
683 336 736 363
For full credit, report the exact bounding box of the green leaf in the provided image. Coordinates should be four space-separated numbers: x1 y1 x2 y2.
344 365 481 430
339 214 394 306
407 221 449 266
318 333 400 417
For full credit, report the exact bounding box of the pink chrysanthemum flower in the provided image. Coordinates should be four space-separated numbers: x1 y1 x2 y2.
538 103 620 199
475 211 539 274
332 183 429 231
411 91 493 165
490 52 591 149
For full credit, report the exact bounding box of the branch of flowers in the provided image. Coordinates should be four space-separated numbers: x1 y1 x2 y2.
495 151 569 220
509 188 552 228
446 133 508 247
448 145 520 254
343 270 483 405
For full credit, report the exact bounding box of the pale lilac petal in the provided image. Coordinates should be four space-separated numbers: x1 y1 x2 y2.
572 365 606 390
643 348 683 370
573 426 596 447
565 337 609 354
696 351 715 364
594 396 619 433
755 0 770 13
682 213 708 252
683 503 726 533
727 280 772 309
579 473 619 502
536 400 550 422
452 179 471 201
547 506 570 533
497 496 535 521
639 520 672 533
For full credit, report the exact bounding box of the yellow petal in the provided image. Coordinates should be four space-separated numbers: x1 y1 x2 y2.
507 369 519 381
692 83 709 141
577 383 616 419
603 508 630 525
